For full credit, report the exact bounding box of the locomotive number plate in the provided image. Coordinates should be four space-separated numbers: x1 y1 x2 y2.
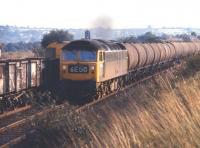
68 65 89 73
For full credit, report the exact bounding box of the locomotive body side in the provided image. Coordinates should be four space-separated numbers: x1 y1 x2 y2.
99 50 128 82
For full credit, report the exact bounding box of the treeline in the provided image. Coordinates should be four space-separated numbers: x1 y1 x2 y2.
118 32 200 43
1 29 200 52
0 29 74 52
2 42 41 51
41 30 73 48
0 25 43 43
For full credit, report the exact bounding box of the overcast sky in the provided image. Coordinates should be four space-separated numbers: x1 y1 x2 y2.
0 0 199 29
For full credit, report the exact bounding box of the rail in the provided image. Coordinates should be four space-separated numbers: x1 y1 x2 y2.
0 104 66 147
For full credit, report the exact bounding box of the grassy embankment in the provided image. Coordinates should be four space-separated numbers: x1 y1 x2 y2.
18 56 200 148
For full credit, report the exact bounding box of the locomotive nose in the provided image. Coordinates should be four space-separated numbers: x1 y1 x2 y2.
60 48 97 81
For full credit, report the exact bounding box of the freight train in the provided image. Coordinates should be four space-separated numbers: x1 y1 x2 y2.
1 40 200 108
44 40 200 104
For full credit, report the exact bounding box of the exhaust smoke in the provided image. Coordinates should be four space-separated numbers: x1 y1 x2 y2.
92 16 113 40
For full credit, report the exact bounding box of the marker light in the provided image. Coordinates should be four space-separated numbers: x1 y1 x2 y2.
91 66 95 73
62 65 67 70
91 66 95 71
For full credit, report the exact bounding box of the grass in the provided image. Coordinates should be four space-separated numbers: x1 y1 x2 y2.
80 72 200 147
17 56 200 148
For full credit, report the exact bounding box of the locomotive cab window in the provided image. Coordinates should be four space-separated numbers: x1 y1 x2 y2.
62 50 77 61
79 51 96 61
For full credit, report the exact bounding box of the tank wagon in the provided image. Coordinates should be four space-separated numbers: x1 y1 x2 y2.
48 40 199 103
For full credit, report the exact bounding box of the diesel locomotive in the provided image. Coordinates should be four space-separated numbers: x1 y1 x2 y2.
45 40 200 104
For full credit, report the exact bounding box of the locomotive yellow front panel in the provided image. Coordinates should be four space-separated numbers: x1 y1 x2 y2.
61 61 97 81
60 49 97 81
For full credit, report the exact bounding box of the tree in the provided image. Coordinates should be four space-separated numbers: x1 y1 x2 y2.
176 34 191 42
41 30 73 48
160 33 170 40
137 32 161 43
118 36 138 43
191 32 197 37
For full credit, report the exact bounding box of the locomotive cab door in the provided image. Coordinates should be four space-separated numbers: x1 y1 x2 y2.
98 51 105 81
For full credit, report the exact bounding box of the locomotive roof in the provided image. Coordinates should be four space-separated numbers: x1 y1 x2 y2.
62 39 126 51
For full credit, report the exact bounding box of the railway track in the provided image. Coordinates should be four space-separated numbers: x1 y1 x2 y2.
0 105 39 129
0 69 167 148
0 104 66 148
0 105 31 121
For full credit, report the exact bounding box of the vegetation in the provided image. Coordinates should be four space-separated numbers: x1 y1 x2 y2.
15 55 200 148
118 31 200 43
118 32 161 43
41 30 73 48
191 31 197 37
137 32 161 43
175 34 191 42
0 42 41 52
0 25 43 43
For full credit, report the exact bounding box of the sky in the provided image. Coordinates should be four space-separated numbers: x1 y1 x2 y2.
0 0 200 29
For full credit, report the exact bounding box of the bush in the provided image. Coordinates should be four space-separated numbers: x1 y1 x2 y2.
41 30 73 48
